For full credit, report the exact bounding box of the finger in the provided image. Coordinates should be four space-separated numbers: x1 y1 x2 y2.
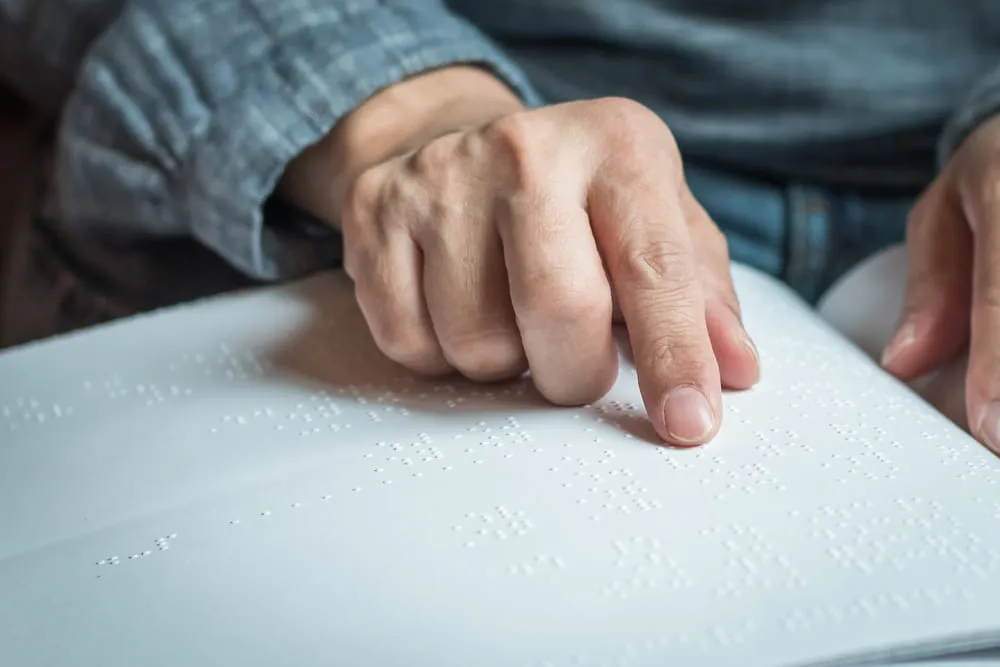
705 299 759 390
343 172 452 375
354 239 453 375
962 171 1000 455
591 167 721 447
498 189 618 406
881 180 972 381
682 187 760 390
416 191 528 383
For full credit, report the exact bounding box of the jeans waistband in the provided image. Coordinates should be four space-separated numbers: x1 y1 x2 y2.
683 161 916 304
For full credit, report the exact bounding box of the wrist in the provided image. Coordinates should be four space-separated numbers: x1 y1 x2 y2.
277 66 525 227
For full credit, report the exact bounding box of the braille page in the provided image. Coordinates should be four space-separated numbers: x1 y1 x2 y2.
1 265 999 667
817 244 968 430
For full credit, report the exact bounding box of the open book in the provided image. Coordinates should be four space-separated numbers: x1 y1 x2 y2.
1 248 999 667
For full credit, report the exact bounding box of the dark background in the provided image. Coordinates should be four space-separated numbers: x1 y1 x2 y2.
0 85 46 327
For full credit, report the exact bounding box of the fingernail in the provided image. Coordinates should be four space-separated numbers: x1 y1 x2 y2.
881 322 915 368
662 386 715 444
742 333 760 365
975 401 1000 455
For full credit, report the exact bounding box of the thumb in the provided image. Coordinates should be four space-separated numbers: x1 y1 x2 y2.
881 181 972 381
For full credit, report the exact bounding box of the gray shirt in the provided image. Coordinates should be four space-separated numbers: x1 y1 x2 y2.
1 0 999 337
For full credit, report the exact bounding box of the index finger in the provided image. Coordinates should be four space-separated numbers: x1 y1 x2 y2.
590 164 721 446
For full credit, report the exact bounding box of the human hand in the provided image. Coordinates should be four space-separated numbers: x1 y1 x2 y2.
339 95 759 445
881 114 1000 455
278 68 759 445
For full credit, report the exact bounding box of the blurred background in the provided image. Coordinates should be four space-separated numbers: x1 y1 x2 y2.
0 85 46 338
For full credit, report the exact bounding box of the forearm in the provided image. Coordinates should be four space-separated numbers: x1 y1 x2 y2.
277 64 527 228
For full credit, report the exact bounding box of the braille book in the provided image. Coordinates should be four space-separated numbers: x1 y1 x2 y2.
1 248 999 667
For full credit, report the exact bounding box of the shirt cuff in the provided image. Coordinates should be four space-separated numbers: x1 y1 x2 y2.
56 0 543 282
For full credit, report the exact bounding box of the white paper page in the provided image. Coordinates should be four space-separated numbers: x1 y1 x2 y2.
817 244 969 430
2 264 999 667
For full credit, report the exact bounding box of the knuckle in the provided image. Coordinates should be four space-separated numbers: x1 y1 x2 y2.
423 187 466 238
374 323 438 370
408 135 455 181
359 297 438 370
484 113 534 153
380 173 428 229
482 114 544 191
617 241 697 295
342 243 370 282
526 269 610 323
343 167 384 224
595 97 676 152
444 331 526 381
549 290 609 324
596 96 660 128
342 219 383 283
404 138 477 234
542 296 596 326
646 330 706 376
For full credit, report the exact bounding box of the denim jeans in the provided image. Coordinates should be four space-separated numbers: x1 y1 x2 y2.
684 163 917 305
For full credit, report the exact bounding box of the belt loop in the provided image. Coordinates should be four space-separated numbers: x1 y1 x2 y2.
784 185 832 304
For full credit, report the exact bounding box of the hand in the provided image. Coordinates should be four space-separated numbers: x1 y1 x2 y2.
280 69 760 446
882 114 1000 455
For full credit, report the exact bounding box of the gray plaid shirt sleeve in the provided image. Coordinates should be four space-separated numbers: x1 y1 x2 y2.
1 0 542 282
938 64 1000 169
